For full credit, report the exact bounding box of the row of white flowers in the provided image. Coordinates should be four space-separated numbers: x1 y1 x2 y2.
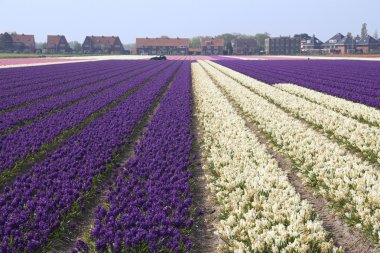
192 62 338 252
273 83 380 127
204 61 380 164
199 60 380 243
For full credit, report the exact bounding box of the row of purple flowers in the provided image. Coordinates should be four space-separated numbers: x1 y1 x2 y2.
0 61 157 132
87 62 193 252
0 61 169 174
0 61 182 252
0 60 119 90
0 61 136 110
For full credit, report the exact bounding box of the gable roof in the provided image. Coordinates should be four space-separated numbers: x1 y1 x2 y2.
87 36 120 46
356 35 380 45
136 38 190 47
304 36 323 46
294 33 311 41
336 35 356 46
47 35 68 48
323 33 345 45
11 34 35 45
200 37 224 47
47 35 62 45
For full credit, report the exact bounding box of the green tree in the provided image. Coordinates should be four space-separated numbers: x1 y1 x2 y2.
69 41 82 53
189 36 201 48
215 33 238 45
35 42 46 49
160 35 169 38
254 33 270 51
361 23 368 38
123 43 135 50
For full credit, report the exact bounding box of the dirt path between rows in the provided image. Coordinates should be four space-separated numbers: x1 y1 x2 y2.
204 63 379 253
189 79 221 252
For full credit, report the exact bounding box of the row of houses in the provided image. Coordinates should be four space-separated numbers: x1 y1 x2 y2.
0 33 36 53
134 37 224 55
0 33 124 54
0 33 225 55
265 33 380 55
1 32 380 55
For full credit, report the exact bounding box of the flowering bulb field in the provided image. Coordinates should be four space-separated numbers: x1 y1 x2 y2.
0 58 379 252
215 59 380 108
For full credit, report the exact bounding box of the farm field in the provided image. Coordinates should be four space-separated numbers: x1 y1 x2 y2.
0 58 379 252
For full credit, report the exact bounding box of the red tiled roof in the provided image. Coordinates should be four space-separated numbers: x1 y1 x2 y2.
88 36 119 46
136 38 190 48
11 34 35 44
47 35 65 48
200 37 224 47
47 35 61 45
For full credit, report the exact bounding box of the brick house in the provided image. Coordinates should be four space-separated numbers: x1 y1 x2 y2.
264 36 300 55
46 35 71 53
200 37 224 55
355 35 380 53
335 35 356 54
322 33 345 53
82 36 124 54
294 33 311 51
231 38 258 55
301 35 323 54
7 33 35 53
136 37 189 55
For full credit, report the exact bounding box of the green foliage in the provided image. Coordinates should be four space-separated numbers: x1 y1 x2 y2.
69 41 82 52
189 36 201 48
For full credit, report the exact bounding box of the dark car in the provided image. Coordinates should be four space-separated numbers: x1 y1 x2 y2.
150 55 167 60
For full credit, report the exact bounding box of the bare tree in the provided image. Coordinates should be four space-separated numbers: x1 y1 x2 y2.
361 23 368 38
373 29 379 39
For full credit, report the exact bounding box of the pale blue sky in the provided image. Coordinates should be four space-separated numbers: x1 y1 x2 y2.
1 0 379 44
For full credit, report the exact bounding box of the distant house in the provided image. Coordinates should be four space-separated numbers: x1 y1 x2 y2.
265 36 300 55
200 37 224 55
355 35 380 53
0 32 13 52
231 38 258 55
301 35 323 54
322 33 345 53
8 33 35 53
335 35 356 54
294 33 311 51
82 36 124 54
136 37 189 55
46 35 71 53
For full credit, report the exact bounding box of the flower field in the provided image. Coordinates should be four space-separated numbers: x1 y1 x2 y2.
215 59 380 108
0 58 379 252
